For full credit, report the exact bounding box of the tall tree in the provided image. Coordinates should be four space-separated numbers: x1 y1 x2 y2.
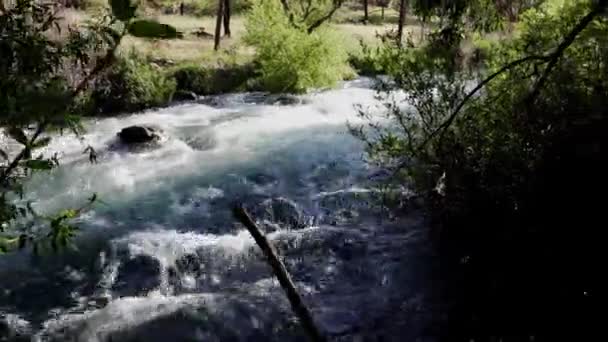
214 0 224 50
363 0 369 23
223 0 231 37
397 0 408 46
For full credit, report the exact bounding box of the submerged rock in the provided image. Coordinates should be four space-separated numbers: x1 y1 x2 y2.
183 132 217 151
117 125 163 144
246 197 312 230
172 90 198 102
112 255 162 297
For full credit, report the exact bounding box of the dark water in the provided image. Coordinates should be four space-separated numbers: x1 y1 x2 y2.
0 79 438 341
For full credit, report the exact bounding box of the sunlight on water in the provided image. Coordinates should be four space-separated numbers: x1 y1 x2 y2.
1 79 437 341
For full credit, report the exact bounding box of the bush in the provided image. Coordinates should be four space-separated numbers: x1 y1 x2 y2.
348 41 389 76
244 0 351 93
90 52 176 114
170 62 254 95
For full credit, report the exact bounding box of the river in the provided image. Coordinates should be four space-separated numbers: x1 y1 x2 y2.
0 79 438 341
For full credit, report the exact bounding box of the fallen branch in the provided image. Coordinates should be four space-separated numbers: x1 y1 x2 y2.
233 205 326 342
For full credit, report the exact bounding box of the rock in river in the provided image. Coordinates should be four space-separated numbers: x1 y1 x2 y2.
117 125 163 144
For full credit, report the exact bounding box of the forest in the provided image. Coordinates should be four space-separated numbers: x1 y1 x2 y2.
1 0 605 341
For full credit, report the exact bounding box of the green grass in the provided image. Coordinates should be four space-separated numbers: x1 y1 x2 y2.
65 4 432 82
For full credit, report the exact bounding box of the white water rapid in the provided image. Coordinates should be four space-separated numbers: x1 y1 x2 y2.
0 79 438 342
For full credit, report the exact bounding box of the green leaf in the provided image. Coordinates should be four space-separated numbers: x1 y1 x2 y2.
58 209 78 219
128 20 181 39
109 0 137 21
32 137 52 149
23 159 54 170
8 127 28 145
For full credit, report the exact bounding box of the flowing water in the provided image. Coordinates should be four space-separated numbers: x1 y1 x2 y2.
0 79 438 341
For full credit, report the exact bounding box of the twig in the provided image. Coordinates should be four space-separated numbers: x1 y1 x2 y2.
233 205 326 342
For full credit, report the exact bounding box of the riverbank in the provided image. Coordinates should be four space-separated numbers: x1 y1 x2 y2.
60 4 425 115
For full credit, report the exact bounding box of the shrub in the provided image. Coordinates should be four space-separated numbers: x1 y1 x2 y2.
90 52 176 114
244 0 351 93
347 40 390 76
170 62 254 95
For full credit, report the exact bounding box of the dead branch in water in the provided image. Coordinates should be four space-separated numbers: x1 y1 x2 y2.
233 205 326 342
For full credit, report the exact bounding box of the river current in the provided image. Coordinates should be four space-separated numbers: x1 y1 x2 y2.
0 79 438 341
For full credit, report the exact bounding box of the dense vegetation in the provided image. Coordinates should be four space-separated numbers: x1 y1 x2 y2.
244 0 352 93
352 0 606 339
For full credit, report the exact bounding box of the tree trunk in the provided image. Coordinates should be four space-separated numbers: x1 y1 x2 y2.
420 18 425 42
397 0 407 47
214 0 224 51
179 2 184 15
223 0 231 37
381 6 385 20
363 0 369 24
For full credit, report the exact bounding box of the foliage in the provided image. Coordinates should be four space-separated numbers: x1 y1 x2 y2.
347 40 388 75
90 51 177 114
244 0 351 93
354 0 607 338
170 62 254 95
128 19 182 38
1 0 179 254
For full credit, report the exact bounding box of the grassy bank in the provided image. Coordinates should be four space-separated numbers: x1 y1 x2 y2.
61 4 429 115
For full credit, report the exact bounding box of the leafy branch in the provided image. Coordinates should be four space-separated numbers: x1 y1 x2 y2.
1 0 180 254
420 0 608 150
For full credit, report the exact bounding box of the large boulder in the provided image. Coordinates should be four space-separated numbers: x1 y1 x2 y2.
117 125 163 144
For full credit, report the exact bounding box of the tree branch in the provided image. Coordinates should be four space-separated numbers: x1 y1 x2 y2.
233 205 326 342
418 54 550 150
0 35 122 186
417 1 608 150
412 1 607 151
307 0 343 33
527 0 607 106
280 0 296 26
